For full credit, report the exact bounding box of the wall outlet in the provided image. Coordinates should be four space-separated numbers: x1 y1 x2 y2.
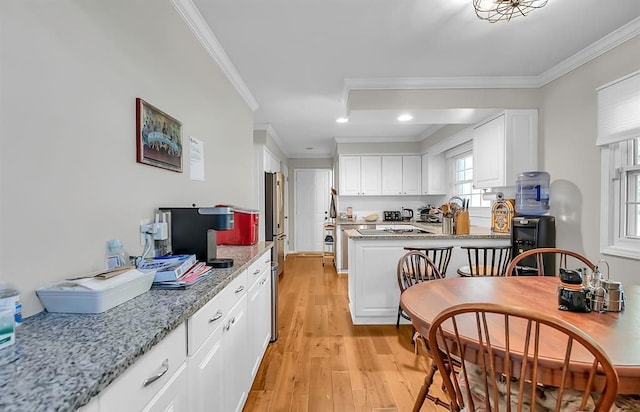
139 219 151 246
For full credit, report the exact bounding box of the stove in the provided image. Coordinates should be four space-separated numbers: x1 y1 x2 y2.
383 211 403 221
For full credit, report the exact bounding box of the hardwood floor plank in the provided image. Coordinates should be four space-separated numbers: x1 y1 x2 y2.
244 255 449 412
308 356 333 412
332 371 356 412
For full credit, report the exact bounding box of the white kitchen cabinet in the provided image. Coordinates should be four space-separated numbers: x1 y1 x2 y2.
98 323 188 412
360 155 382 195
187 270 251 412
381 156 403 195
472 110 538 189
247 251 272 380
339 155 381 195
382 155 421 195
224 294 250 412
421 153 446 195
402 155 422 195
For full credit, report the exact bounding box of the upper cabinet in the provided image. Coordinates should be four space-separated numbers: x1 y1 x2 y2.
339 155 381 196
381 155 422 195
421 153 446 195
472 110 538 189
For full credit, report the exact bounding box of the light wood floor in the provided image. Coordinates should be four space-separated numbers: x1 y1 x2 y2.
244 254 447 412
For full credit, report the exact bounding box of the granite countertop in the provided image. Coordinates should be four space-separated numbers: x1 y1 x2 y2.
346 224 510 239
0 242 272 412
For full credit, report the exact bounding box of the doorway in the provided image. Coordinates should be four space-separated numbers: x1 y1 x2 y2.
294 169 331 252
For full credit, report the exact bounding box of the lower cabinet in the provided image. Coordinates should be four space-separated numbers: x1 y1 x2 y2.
187 250 271 412
248 266 272 380
98 323 188 412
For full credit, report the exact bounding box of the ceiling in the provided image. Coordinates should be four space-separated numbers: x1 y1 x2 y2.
190 0 640 158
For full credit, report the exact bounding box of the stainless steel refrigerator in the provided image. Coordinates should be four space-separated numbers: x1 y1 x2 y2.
265 172 285 342
265 172 285 276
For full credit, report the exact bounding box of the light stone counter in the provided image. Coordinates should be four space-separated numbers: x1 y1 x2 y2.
0 243 272 412
345 227 511 324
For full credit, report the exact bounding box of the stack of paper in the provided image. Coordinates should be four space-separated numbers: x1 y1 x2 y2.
139 255 213 289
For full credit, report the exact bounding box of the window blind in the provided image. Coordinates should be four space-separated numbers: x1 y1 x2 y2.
597 70 640 146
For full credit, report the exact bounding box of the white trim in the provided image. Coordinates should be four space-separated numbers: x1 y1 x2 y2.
334 135 424 143
343 17 640 92
599 143 640 260
344 76 540 90
254 123 290 158
170 0 259 111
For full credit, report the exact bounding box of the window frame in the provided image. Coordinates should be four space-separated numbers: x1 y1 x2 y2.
449 150 491 209
600 138 640 260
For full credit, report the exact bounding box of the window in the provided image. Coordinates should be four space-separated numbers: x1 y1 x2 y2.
451 152 490 208
598 70 640 259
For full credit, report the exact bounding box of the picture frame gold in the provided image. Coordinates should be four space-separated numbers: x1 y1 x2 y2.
136 98 183 172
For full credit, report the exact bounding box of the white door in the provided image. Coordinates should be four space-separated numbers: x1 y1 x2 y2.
295 169 331 252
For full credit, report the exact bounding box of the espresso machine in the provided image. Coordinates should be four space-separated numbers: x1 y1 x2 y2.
511 216 556 275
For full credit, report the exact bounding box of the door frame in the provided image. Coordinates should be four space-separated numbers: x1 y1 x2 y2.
292 168 333 253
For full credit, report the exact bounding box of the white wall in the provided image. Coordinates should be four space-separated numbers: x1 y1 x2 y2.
0 1 254 316
540 35 640 286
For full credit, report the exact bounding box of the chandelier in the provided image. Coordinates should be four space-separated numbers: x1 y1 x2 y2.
473 0 548 23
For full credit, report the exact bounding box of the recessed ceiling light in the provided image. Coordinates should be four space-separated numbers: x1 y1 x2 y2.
336 117 349 124
397 114 413 122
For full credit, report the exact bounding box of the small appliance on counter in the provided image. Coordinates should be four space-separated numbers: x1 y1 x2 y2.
159 206 235 268
215 206 259 246
401 208 413 221
383 211 402 221
417 206 441 223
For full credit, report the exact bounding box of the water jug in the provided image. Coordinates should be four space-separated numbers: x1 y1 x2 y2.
515 171 550 216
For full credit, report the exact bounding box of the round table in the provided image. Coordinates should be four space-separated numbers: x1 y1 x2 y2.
400 276 640 394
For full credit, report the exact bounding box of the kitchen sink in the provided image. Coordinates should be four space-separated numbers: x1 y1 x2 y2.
357 228 432 235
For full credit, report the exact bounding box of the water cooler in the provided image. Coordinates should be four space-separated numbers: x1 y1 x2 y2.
511 216 556 275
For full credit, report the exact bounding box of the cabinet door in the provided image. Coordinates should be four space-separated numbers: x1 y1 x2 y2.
143 363 189 412
247 271 271 380
473 114 506 188
360 155 381 195
422 153 446 195
381 156 403 195
339 156 362 195
99 324 187 412
224 294 250 412
188 321 225 412
401 155 422 195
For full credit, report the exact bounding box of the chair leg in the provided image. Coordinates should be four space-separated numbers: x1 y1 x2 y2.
412 360 438 412
396 306 401 328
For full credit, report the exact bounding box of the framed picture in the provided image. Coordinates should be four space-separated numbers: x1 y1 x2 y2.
136 98 183 172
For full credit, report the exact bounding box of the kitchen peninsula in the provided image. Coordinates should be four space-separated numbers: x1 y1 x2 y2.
346 223 510 324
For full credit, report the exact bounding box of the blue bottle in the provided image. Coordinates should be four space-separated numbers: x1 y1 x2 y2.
516 171 550 216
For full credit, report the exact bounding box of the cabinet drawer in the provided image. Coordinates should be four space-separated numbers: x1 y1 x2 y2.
187 270 248 355
247 251 271 287
99 323 187 412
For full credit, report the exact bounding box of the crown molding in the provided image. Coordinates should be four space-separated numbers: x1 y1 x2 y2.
334 135 425 143
344 16 640 93
344 76 540 90
254 123 290 157
537 16 640 86
170 0 259 111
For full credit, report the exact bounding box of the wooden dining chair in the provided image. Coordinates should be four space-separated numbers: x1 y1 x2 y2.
397 251 452 411
506 247 595 277
397 251 443 327
403 246 453 277
427 302 619 412
457 246 512 277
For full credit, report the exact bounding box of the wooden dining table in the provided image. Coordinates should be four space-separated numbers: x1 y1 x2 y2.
400 276 640 394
